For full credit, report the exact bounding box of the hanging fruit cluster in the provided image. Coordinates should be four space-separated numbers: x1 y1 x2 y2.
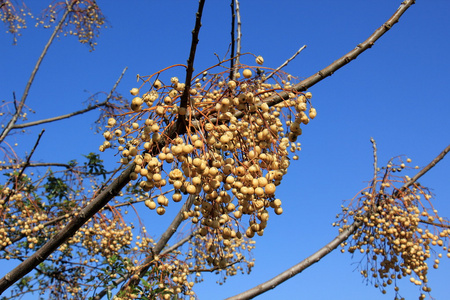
335 157 450 300
101 55 316 241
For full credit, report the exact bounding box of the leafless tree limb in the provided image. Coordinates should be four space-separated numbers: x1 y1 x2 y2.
12 67 127 129
225 219 362 300
266 45 307 80
229 0 236 79
179 0 206 111
226 139 449 300
262 0 416 109
160 230 198 256
234 0 242 68
0 4 73 143
397 143 450 194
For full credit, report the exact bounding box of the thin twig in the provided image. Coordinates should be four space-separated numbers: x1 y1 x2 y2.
2 130 46 206
370 137 378 193
12 67 128 129
0 4 73 143
160 230 198 256
16 129 45 181
265 45 307 80
397 143 450 194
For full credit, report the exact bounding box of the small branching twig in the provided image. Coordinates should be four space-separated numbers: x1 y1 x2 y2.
266 45 307 80
12 67 128 129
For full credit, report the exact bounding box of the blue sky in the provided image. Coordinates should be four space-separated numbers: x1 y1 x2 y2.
1 1 450 299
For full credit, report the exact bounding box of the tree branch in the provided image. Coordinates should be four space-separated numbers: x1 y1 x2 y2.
229 0 236 80
234 0 242 68
225 219 361 300
226 140 450 300
265 45 307 80
12 67 127 129
262 0 416 108
0 162 135 294
0 3 73 143
93 195 196 300
178 0 206 110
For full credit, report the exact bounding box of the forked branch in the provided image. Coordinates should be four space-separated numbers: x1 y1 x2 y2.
12 67 127 129
0 3 73 143
0 0 417 294
226 141 450 300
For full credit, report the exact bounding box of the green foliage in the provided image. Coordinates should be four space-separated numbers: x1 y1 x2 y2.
83 152 107 179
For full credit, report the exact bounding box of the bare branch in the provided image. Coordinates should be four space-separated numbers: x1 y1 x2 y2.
225 219 361 300
226 140 449 300
397 143 450 194
12 67 128 129
262 0 416 109
234 0 242 68
179 0 206 110
0 4 73 143
265 45 307 80
16 129 45 181
370 137 378 192
229 0 236 79
160 230 198 256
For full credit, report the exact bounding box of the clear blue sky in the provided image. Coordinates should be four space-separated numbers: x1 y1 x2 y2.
1 1 449 299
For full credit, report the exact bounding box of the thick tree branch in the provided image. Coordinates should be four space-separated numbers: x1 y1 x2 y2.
234 0 242 68
176 0 206 135
229 0 236 79
178 0 206 110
